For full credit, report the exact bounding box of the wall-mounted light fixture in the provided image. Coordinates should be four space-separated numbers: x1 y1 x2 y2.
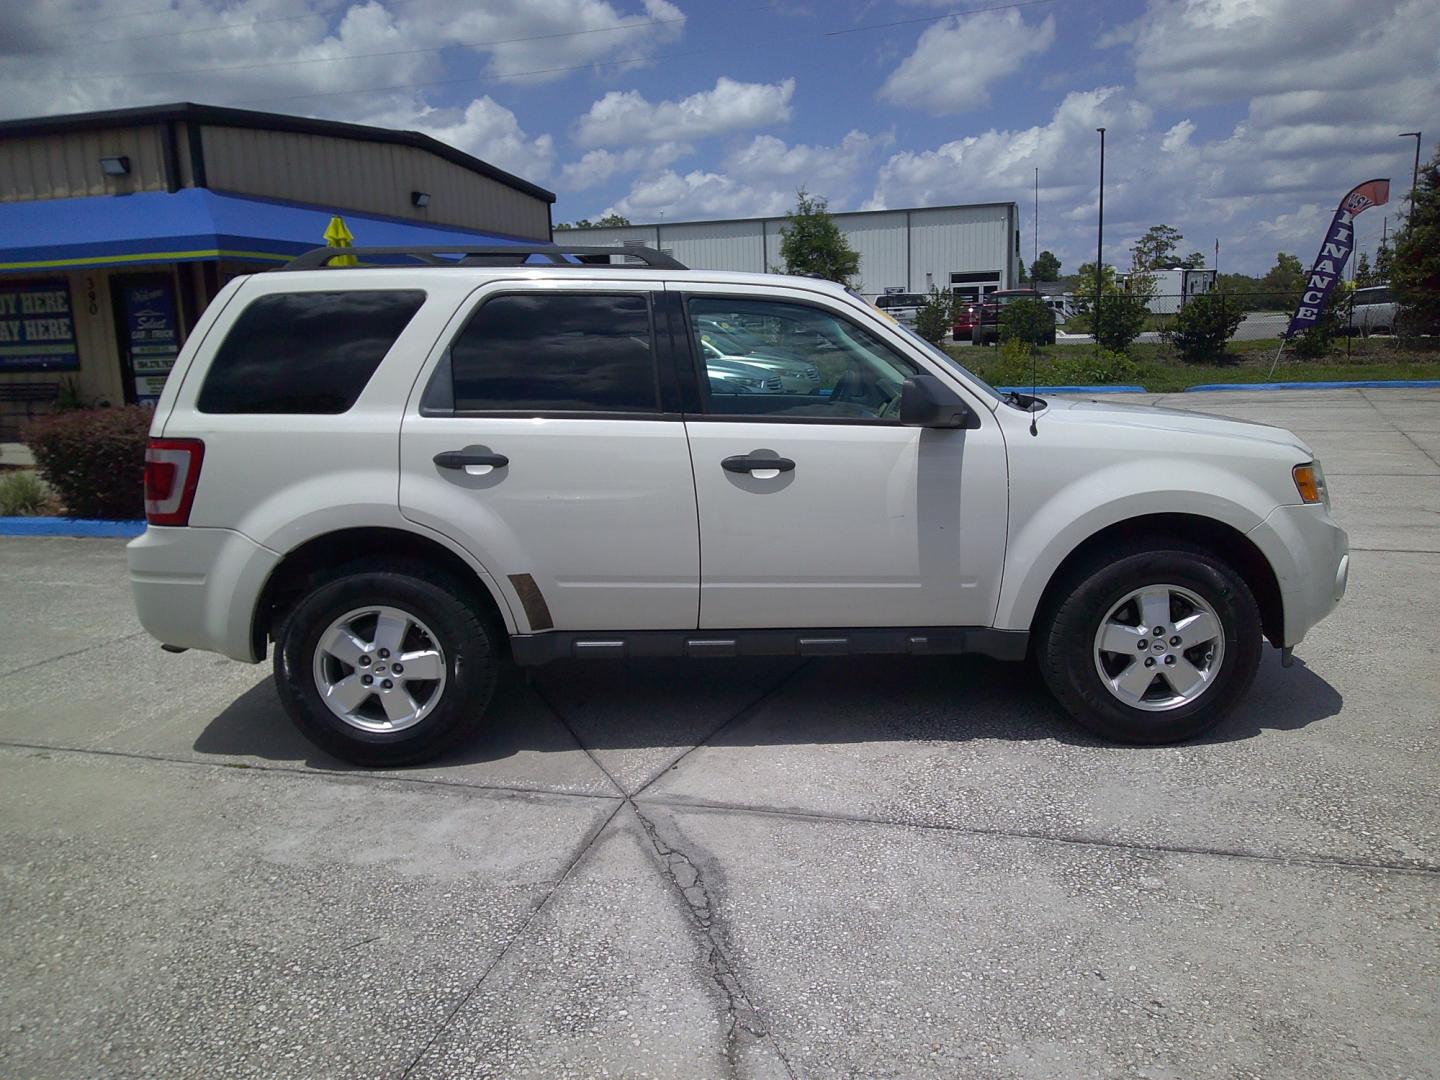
411 190 431 208
99 155 131 176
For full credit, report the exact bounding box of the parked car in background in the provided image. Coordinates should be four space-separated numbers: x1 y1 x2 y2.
704 357 784 394
1347 285 1399 335
972 289 1058 346
952 299 977 342
874 291 926 328
695 317 822 392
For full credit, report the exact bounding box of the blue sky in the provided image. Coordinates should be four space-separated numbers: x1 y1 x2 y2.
4 0 1434 275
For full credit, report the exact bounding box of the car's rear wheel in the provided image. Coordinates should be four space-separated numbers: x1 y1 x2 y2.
1038 543 1262 743
274 563 501 766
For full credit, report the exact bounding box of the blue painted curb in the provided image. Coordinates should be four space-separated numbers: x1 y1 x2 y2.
997 385 1147 394
1183 379 1440 392
0 517 144 538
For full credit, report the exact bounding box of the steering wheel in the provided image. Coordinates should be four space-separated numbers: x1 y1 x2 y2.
875 392 901 420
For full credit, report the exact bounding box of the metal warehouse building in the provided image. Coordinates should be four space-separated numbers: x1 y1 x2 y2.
0 102 555 434
565 202 1022 302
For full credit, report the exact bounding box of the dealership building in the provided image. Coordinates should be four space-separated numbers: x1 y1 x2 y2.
0 102 555 435
565 202 1023 303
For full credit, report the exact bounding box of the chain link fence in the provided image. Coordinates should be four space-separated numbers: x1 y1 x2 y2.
1056 290 1405 344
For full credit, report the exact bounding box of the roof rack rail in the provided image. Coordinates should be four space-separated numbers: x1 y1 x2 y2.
281 244 687 271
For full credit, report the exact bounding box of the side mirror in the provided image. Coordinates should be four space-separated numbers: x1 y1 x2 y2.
899 374 972 428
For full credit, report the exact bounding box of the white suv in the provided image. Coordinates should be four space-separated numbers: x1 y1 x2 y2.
128 244 1348 765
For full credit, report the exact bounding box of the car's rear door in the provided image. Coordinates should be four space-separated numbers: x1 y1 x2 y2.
399 278 699 632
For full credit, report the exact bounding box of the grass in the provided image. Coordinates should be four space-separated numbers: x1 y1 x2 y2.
949 337 1440 393
0 471 55 516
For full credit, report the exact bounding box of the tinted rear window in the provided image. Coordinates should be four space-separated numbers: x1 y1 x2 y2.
198 290 425 414
449 292 658 413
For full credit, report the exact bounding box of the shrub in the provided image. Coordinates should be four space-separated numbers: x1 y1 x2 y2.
1049 348 1138 385
986 337 1037 385
1074 289 1150 352
913 287 953 344
1288 299 1345 359
0 471 51 516
998 296 1053 345
23 406 152 519
1164 292 1245 363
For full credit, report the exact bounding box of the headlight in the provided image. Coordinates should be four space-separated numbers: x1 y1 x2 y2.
1293 461 1329 509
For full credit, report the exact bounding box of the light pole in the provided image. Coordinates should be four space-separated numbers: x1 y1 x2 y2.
1399 132 1422 212
1095 127 1106 348
1034 166 1039 275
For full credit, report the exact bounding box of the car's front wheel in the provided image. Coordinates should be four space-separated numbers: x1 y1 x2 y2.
274 563 501 766
1038 544 1262 743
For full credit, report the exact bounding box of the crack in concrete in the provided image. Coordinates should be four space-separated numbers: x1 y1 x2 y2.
631 802 794 1080
531 678 801 1079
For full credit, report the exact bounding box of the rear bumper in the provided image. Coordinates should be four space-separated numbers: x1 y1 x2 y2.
127 526 278 662
1247 503 1349 647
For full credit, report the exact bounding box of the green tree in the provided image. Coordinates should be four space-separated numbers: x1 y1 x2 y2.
1130 224 1184 270
554 213 631 230
1031 250 1061 281
1072 268 1150 352
1373 236 1395 284
1353 251 1375 287
1018 258 1029 284
913 288 954 345
779 189 860 286
1179 251 1208 269
998 296 1054 346
1261 252 1305 298
1164 291 1245 363
1392 144 1440 334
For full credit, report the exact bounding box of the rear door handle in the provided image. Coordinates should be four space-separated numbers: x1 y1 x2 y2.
434 449 509 475
722 454 795 478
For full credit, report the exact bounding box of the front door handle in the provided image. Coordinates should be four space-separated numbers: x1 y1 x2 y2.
434 449 509 475
722 454 795 478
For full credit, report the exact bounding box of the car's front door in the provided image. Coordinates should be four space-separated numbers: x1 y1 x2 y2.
400 280 698 632
677 286 1008 630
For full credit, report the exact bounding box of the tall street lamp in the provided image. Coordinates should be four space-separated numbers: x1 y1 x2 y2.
1399 132 1422 211
1095 127 1106 348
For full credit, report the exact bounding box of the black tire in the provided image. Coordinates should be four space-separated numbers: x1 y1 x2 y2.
1037 542 1262 744
274 562 501 766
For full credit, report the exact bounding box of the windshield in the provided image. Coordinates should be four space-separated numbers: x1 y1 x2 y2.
891 323 1005 405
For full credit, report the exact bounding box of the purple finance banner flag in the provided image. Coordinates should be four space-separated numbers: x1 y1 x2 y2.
1285 178 1390 338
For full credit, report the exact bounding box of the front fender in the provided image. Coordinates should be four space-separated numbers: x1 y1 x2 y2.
994 460 1278 632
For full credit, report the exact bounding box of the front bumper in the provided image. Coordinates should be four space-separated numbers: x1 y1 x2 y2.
127 526 279 662
1247 503 1349 647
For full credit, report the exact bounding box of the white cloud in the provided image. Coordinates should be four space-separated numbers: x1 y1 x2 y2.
879 9 1056 113
575 76 795 147
1128 0 1440 107
602 169 794 221
408 97 556 181
726 130 891 193
1160 120 1195 153
558 142 691 189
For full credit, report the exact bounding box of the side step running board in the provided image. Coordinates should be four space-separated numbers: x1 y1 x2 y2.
509 627 1028 667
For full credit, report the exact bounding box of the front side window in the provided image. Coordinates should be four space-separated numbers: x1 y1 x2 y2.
198 290 425 414
688 297 921 420
449 292 658 413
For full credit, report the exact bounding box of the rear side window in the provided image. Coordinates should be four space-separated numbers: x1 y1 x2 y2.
198 290 425 414
448 292 658 413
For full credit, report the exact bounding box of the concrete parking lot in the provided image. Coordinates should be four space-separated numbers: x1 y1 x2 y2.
2 387 1437 1079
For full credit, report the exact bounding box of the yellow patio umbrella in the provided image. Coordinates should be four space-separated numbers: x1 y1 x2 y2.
322 214 356 266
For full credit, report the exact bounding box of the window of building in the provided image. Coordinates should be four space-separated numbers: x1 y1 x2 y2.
198 290 425 414
688 297 920 421
449 293 659 413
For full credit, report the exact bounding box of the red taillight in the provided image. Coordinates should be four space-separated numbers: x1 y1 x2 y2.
144 438 204 526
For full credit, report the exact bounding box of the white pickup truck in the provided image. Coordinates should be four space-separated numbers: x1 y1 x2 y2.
128 244 1348 765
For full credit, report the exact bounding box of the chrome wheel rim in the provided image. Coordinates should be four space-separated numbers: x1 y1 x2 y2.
1092 584 1224 712
312 606 447 733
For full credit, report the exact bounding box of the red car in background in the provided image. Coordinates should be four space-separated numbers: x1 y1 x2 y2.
951 300 977 341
